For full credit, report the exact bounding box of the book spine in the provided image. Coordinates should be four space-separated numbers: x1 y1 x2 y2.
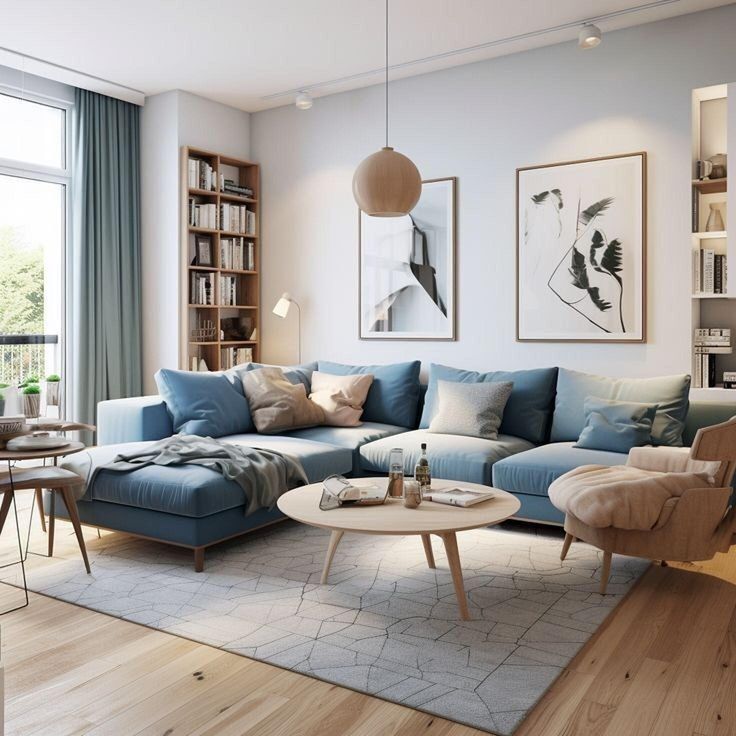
692 186 699 233
715 255 723 294
703 249 715 293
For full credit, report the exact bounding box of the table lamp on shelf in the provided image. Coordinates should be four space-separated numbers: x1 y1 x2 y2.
272 293 301 364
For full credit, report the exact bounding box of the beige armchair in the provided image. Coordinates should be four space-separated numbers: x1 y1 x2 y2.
549 417 736 593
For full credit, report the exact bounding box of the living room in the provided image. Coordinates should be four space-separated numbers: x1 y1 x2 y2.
1 1 736 735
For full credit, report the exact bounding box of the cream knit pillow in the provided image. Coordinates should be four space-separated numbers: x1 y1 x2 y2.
309 371 374 427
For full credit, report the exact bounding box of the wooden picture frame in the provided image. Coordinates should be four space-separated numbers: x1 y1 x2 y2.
358 177 457 341
516 152 647 343
195 236 213 267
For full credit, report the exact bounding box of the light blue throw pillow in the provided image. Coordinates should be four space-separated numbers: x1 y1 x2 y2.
155 367 254 437
551 368 690 447
574 396 658 453
317 360 421 428
419 364 558 444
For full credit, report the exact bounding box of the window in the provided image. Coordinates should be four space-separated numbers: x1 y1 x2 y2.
0 92 68 388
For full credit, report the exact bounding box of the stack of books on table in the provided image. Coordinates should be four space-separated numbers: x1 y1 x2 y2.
221 346 253 369
220 238 255 270
693 249 728 294
188 158 217 191
694 328 732 387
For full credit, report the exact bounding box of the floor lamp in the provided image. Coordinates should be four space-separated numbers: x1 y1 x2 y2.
272 293 301 364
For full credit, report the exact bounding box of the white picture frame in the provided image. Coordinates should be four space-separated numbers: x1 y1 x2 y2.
359 177 456 340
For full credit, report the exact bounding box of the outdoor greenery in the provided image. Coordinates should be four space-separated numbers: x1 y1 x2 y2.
0 226 44 335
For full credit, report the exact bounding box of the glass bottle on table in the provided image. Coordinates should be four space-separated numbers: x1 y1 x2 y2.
414 443 431 495
387 448 404 498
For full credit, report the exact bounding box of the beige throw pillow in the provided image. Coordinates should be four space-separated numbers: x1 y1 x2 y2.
241 367 324 434
309 371 374 427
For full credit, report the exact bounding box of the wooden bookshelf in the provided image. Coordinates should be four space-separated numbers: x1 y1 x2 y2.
180 147 260 372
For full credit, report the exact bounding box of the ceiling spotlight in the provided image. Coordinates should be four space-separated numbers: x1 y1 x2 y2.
578 23 602 49
295 91 313 110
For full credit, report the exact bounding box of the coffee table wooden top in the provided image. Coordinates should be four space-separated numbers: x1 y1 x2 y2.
277 478 520 536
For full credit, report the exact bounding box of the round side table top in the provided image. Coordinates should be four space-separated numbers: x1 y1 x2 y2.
0 440 86 462
277 477 520 536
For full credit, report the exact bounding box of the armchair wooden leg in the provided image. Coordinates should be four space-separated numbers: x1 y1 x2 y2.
194 547 205 572
35 488 47 533
600 551 612 594
560 533 574 561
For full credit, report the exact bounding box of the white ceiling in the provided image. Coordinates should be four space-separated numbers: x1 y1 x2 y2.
0 0 732 111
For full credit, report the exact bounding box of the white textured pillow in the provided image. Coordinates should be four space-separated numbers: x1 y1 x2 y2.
428 380 514 440
309 371 374 427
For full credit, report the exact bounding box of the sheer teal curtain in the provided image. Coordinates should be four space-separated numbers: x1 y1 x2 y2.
71 88 142 424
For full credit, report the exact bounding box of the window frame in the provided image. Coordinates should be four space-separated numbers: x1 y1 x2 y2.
0 87 71 389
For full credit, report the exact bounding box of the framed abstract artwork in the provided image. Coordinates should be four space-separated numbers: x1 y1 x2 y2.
359 177 456 340
516 152 646 342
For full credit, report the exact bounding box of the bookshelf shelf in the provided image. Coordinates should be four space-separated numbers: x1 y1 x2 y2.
692 177 727 194
182 146 260 371
693 230 727 239
690 83 734 389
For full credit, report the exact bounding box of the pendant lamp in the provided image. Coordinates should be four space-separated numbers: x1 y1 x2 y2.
352 0 421 217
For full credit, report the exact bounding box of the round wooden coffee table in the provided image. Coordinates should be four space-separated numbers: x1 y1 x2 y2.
277 478 520 620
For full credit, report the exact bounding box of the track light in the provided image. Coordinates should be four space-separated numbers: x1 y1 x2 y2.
578 23 602 49
295 91 313 110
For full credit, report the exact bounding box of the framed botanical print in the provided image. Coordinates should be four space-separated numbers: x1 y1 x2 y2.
359 177 456 340
516 152 646 342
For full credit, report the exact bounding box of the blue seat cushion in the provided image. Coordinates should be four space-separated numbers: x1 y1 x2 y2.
419 364 558 445
286 422 407 473
317 360 421 428
360 429 534 485
492 442 628 498
66 436 353 518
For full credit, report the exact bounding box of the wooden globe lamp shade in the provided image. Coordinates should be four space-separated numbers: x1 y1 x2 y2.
352 147 422 217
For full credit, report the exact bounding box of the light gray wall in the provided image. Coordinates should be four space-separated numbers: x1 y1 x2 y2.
141 90 250 392
251 4 736 378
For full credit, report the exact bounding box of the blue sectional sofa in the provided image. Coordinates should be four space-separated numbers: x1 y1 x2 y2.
57 360 736 570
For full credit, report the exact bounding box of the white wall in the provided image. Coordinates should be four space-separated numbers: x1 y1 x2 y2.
251 5 736 379
141 90 250 392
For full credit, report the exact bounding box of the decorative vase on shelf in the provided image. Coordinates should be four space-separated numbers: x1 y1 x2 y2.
709 153 727 180
706 203 726 232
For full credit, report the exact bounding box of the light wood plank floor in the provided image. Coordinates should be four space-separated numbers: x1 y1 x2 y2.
3 549 736 735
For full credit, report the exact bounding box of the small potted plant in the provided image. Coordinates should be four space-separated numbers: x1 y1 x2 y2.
0 383 8 416
22 383 41 419
45 374 61 407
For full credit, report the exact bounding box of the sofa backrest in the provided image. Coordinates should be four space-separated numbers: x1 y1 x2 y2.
683 401 736 446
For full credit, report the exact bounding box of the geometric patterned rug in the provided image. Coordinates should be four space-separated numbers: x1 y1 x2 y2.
0 513 648 735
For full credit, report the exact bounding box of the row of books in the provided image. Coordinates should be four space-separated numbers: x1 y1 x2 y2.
188 158 217 191
223 179 254 198
190 272 214 305
219 275 241 306
221 347 253 369
188 199 218 229
693 249 728 294
693 328 732 388
220 238 255 271
220 203 256 234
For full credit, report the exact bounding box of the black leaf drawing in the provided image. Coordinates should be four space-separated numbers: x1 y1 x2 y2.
601 238 623 284
587 287 612 312
532 191 549 203
579 197 613 227
568 246 590 290
551 188 563 210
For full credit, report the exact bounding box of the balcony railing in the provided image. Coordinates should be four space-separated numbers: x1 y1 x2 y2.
0 334 59 385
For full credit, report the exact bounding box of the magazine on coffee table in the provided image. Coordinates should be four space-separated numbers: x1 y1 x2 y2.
424 487 496 507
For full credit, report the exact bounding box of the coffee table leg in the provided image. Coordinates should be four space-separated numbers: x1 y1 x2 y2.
421 534 436 569
321 530 344 584
440 532 470 621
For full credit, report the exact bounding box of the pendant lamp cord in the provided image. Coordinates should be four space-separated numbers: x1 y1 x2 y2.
385 0 389 148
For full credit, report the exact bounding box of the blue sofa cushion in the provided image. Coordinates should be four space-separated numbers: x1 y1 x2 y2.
68 436 352 518
492 442 628 498
574 397 658 453
419 364 558 444
360 429 534 485
287 422 407 473
551 369 691 447
318 360 421 428
155 367 254 437
97 396 173 445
